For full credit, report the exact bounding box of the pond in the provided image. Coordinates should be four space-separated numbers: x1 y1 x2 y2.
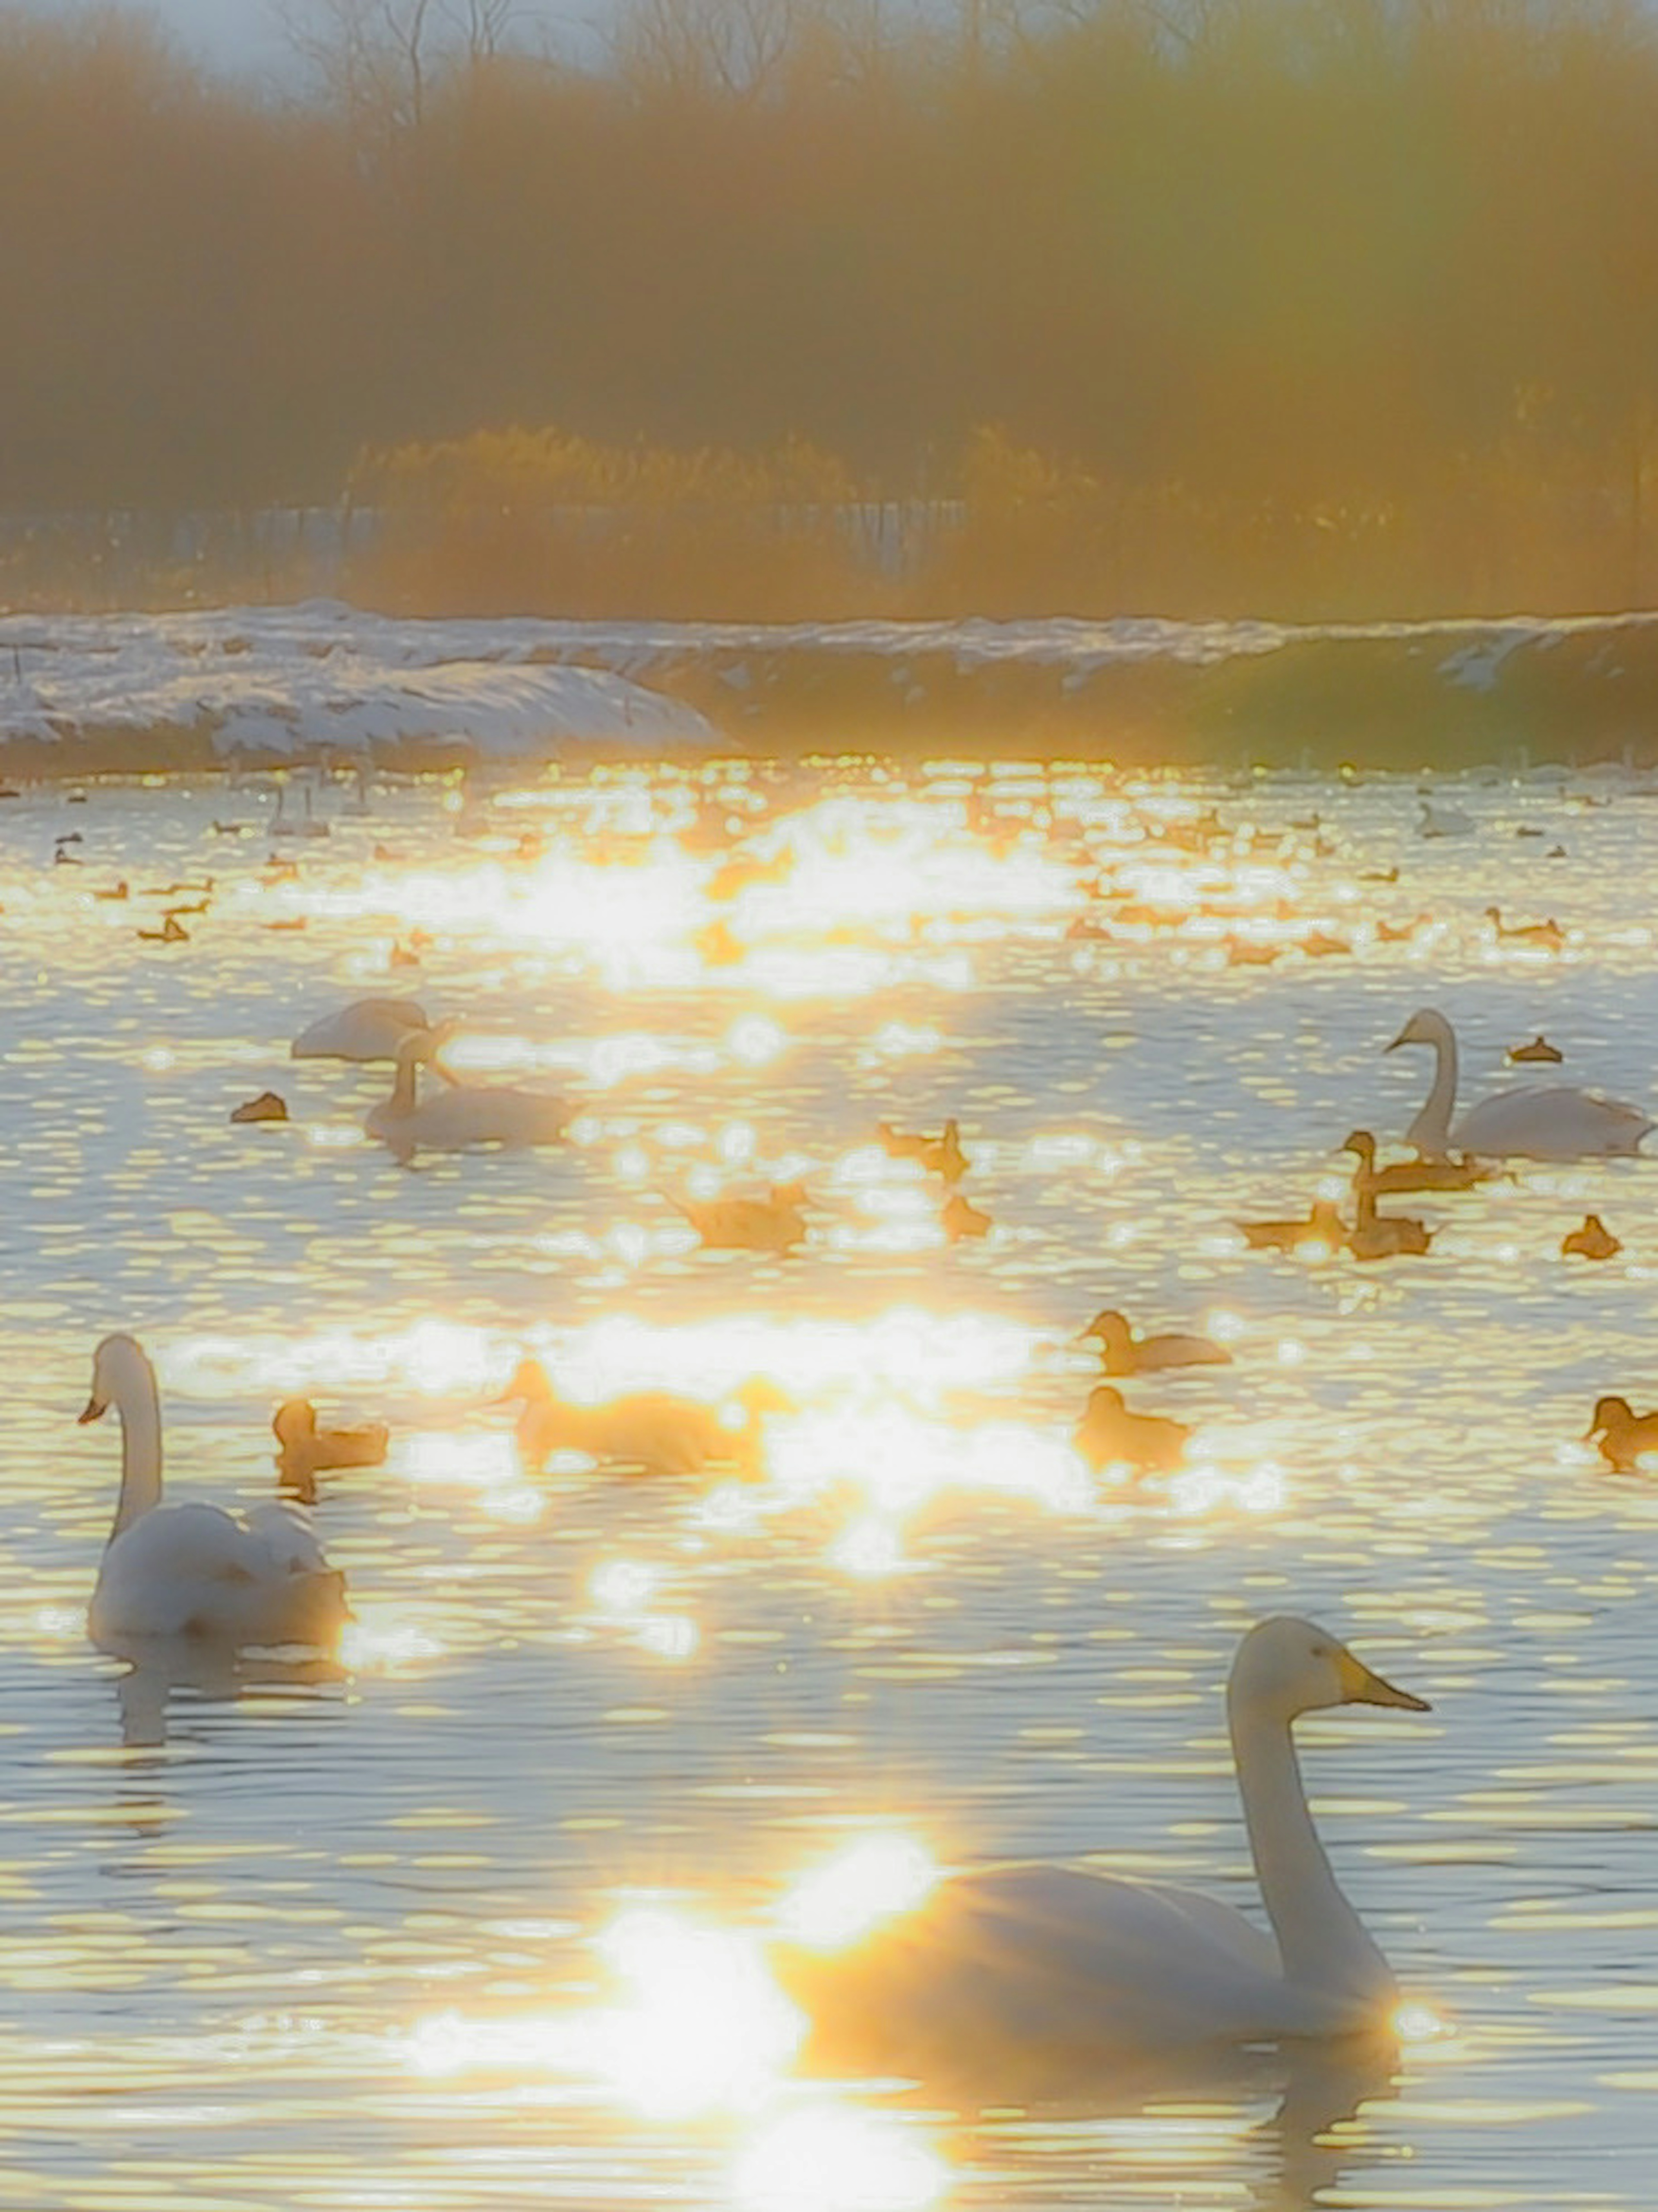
1 751 1654 2211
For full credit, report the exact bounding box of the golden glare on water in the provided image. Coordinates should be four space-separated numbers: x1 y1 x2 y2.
9 747 1658 2212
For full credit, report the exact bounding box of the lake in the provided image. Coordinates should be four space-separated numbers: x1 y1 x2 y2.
2 751 1654 2211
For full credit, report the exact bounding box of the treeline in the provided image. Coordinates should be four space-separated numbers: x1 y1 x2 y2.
7 0 1658 618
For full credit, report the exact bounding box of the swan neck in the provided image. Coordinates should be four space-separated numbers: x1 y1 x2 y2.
1230 1696 1391 2003
110 1362 164 1539
389 1052 417 1117
1409 1025 1457 1159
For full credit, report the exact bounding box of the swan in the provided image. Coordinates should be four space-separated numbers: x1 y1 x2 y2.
1340 1129 1484 1195
778 1616 1430 2086
1562 1213 1621 1260
79 1334 348 1652
877 1118 969 1182
1073 1385 1189 1477
1417 797 1473 837
365 1030 570 1163
1079 1309 1231 1375
502 1359 759 1479
291 996 432 1062
1386 1007 1652 1161
664 1183 810 1253
272 1398 390 1503
1584 1394 1658 1471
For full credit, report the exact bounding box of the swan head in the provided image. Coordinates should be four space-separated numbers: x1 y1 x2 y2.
1585 1395 1634 1437
1082 1385 1127 1417
1385 1008 1449 1054
1230 1616 1430 1724
500 1357 554 1404
1340 1129 1378 1164
79 1333 153 1424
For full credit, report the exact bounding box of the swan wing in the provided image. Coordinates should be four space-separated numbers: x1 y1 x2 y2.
1455 1084 1652 1159
93 1503 345 1649
406 1084 568 1150
292 998 429 1060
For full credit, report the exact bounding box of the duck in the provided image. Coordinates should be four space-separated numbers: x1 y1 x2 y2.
1484 906 1564 952
1072 1385 1190 1477
365 1029 570 1164
877 1117 969 1182
78 1334 348 1652
1562 1214 1622 1261
272 1398 390 1503
229 1090 289 1124
664 1182 810 1254
92 879 130 902
501 1359 760 1479
1345 1198 1432 1261
1417 797 1473 838
1509 1034 1564 1064
778 1616 1429 2088
1583 1395 1658 1472
136 912 188 944
940 1190 993 1242
1235 1200 1347 1255
1386 1006 1651 1161
1340 1128 1484 1195
291 996 432 1062
1079 1309 1231 1375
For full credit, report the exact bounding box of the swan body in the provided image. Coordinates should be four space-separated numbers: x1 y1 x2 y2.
366 1032 569 1163
1584 1394 1658 1471
1386 1007 1651 1161
292 997 431 1062
273 1398 389 1503
780 1617 1429 2085
79 1334 348 1652
503 1359 757 1478
1417 797 1472 837
1562 1213 1621 1260
1073 1385 1189 1476
666 1184 809 1253
1080 1308 1231 1375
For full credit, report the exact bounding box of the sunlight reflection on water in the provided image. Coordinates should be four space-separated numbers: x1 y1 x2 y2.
2 755 1658 2209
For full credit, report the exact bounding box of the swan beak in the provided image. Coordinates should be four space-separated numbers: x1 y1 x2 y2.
77 1394 107 1426
1341 1649 1431 1712
1383 1029 1409 1054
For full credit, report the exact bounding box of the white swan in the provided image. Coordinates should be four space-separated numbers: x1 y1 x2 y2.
79 1334 348 1653
291 996 432 1062
779 1616 1428 2086
1386 1006 1651 1160
365 1028 570 1163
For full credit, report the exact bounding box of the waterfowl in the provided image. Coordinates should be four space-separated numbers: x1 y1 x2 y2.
230 1090 289 1124
1563 1214 1621 1260
272 1398 390 1503
1235 1201 1347 1255
92 880 130 901
136 912 188 944
1073 1385 1189 1477
1584 1394 1658 1472
1386 1007 1651 1160
877 1117 969 1182
940 1191 993 1242
1345 1202 1432 1261
78 1334 348 1653
1079 1309 1231 1375
502 1359 758 1479
291 996 431 1062
1485 906 1564 951
365 1030 570 1164
1340 1129 1484 1195
1417 797 1473 837
665 1182 810 1254
779 1616 1429 2088
1509 1034 1563 1064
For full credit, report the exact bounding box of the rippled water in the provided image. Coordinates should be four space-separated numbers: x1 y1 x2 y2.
3 753 1656 2211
